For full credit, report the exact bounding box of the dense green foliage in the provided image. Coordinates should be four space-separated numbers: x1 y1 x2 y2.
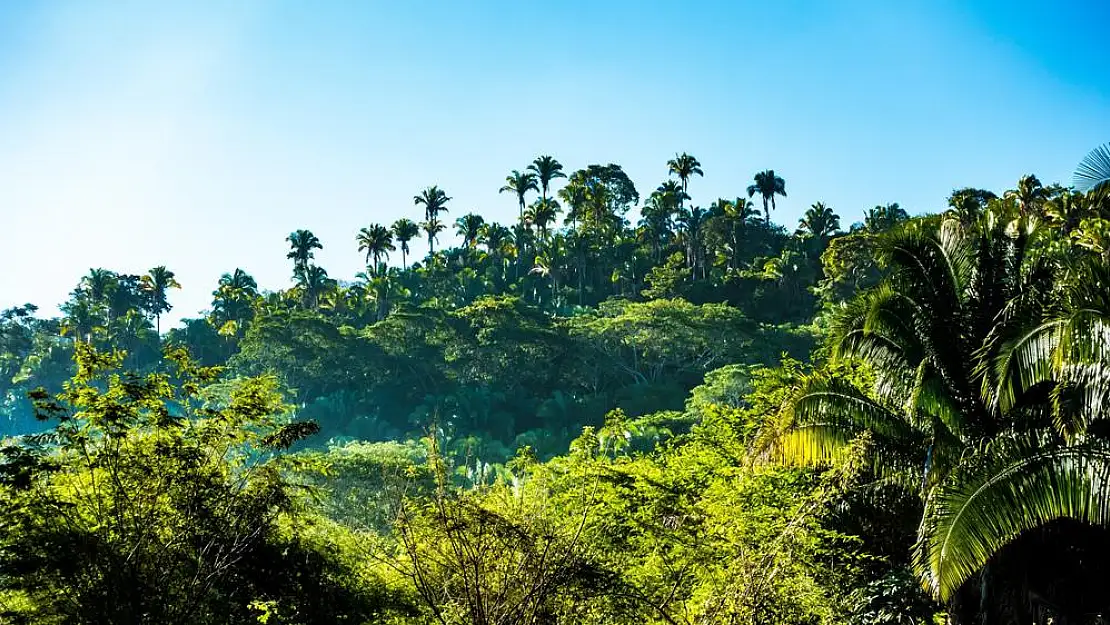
3 149 1110 624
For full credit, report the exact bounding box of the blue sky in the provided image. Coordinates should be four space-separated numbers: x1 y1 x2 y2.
1 0 1108 326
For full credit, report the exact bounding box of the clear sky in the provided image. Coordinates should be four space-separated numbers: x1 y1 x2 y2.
1 0 1108 327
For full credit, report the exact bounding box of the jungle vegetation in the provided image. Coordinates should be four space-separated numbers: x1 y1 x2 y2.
2 144 1110 624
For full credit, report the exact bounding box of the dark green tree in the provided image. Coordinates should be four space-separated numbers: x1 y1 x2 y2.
747 169 787 224
500 169 539 223
392 218 421 269
667 152 704 200
454 213 485 248
139 266 180 336
356 224 395 274
527 155 566 201
286 229 323 281
414 186 451 222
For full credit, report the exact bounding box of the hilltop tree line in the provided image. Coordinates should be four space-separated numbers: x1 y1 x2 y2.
1 156 858 450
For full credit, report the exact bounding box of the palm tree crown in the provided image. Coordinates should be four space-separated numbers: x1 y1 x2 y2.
286 229 322 280
500 170 539 222
1004 174 1050 216
747 170 786 223
455 213 486 248
655 180 688 204
667 152 704 198
414 186 451 222
356 224 395 273
218 268 257 292
392 218 421 270
525 198 561 240
297 264 333 309
528 155 566 201
139 266 180 335
422 218 446 254
863 203 909 232
796 202 841 240
479 223 512 256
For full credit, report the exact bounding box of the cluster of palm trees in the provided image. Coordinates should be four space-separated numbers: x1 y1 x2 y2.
341 155 570 283
265 153 826 317
61 266 180 342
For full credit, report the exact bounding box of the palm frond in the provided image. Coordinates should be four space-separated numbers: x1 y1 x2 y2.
908 366 968 443
882 226 965 318
1074 143 1110 193
774 424 853 466
983 319 1065 416
915 438 1110 600
791 377 923 449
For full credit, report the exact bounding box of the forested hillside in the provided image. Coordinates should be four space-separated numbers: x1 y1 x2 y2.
3 157 825 456
3 146 1110 624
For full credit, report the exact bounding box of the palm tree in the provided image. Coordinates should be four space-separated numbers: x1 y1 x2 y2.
61 299 103 344
1044 191 1089 235
524 198 560 240
770 209 1110 618
354 270 404 322
655 180 687 202
81 268 117 306
479 223 511 257
455 213 485 248
76 268 119 332
106 275 144 325
676 205 707 276
296 264 332 309
510 222 534 277
1075 142 1110 193
479 222 512 284
220 268 257 292
667 152 703 200
639 193 677 260
558 179 588 229
500 170 539 223
945 188 997 224
422 218 446 254
414 186 451 221
796 202 841 241
286 229 323 279
531 234 567 311
356 224 395 274
139 266 180 335
747 170 786 224
392 218 421 270
210 269 258 333
528 155 566 201
705 197 756 271
1004 174 1050 217
863 203 909 232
